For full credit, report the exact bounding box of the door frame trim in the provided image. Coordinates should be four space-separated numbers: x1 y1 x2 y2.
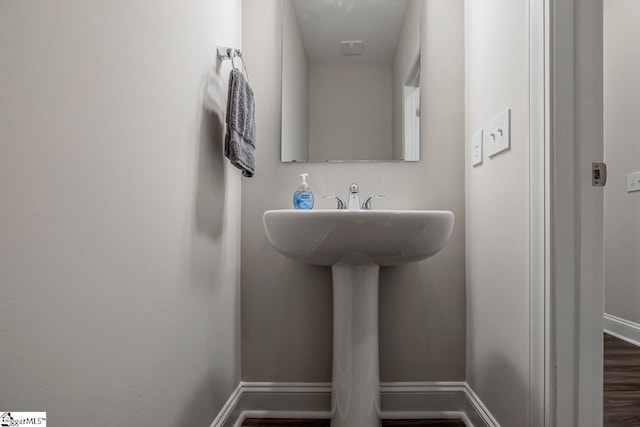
544 0 605 425
529 0 549 425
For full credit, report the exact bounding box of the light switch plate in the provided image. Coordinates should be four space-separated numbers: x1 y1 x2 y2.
627 171 640 192
487 108 511 157
471 129 483 167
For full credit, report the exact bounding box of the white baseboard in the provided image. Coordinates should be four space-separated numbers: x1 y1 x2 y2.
210 383 243 427
210 381 500 427
462 383 501 427
604 313 640 347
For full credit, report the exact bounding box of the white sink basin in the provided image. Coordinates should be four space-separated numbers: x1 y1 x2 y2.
262 208 455 426
263 209 454 266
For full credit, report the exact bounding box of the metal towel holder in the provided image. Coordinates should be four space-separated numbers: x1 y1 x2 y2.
217 45 249 82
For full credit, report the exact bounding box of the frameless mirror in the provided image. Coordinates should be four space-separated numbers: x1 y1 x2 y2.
281 0 422 162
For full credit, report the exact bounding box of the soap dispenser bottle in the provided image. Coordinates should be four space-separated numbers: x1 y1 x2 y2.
293 173 314 210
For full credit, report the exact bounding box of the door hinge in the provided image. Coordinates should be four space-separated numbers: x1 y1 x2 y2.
592 162 607 186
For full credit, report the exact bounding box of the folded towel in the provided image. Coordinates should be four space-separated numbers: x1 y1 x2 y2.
224 68 256 177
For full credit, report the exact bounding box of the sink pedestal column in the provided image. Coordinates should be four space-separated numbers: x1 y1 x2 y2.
331 264 381 427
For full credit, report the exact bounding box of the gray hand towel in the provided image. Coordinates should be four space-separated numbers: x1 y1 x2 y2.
225 68 256 177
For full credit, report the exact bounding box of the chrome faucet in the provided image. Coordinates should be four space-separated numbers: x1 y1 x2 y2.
323 183 385 210
362 194 385 210
323 195 347 209
347 183 360 210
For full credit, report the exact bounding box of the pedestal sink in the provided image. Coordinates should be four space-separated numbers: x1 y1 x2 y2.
263 209 454 427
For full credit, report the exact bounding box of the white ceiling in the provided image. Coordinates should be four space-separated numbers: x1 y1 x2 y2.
291 0 411 64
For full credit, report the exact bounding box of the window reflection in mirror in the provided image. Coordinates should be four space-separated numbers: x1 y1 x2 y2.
281 0 422 162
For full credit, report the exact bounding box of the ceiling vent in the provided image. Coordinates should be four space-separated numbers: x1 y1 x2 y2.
340 40 364 56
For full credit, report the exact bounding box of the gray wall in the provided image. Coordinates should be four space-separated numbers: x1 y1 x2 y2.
465 0 531 425
241 0 465 382
0 1 242 426
309 63 392 161
281 0 310 162
604 0 640 324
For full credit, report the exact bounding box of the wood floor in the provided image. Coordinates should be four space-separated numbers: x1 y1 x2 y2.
243 421 328 427
604 333 640 426
381 421 465 426
242 419 464 427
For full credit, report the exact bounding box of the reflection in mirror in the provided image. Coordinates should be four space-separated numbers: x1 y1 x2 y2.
281 0 421 162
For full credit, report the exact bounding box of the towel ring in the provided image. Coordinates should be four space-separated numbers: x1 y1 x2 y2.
217 46 250 82
238 52 250 82
230 49 250 82
228 48 238 70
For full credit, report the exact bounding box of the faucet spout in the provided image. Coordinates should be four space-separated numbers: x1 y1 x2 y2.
348 183 360 210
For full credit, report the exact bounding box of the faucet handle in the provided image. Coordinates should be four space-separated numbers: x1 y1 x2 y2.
323 195 347 210
362 195 385 210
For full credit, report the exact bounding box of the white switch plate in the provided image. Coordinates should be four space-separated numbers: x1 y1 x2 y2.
627 171 640 192
487 108 511 157
471 129 483 167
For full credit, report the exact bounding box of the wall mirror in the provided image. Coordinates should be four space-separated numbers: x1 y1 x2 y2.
281 0 422 162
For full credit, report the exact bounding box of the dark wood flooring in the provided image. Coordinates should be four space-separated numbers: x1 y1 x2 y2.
604 333 640 426
243 419 464 426
243 421 328 427
382 421 465 426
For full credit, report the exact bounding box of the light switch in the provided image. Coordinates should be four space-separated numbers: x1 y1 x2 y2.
471 129 483 167
487 108 511 157
627 171 640 193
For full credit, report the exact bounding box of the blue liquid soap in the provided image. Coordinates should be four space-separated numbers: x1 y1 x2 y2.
293 173 314 210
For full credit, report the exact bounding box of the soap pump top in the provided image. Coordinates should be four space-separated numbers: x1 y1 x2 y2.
293 173 314 210
299 173 309 189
